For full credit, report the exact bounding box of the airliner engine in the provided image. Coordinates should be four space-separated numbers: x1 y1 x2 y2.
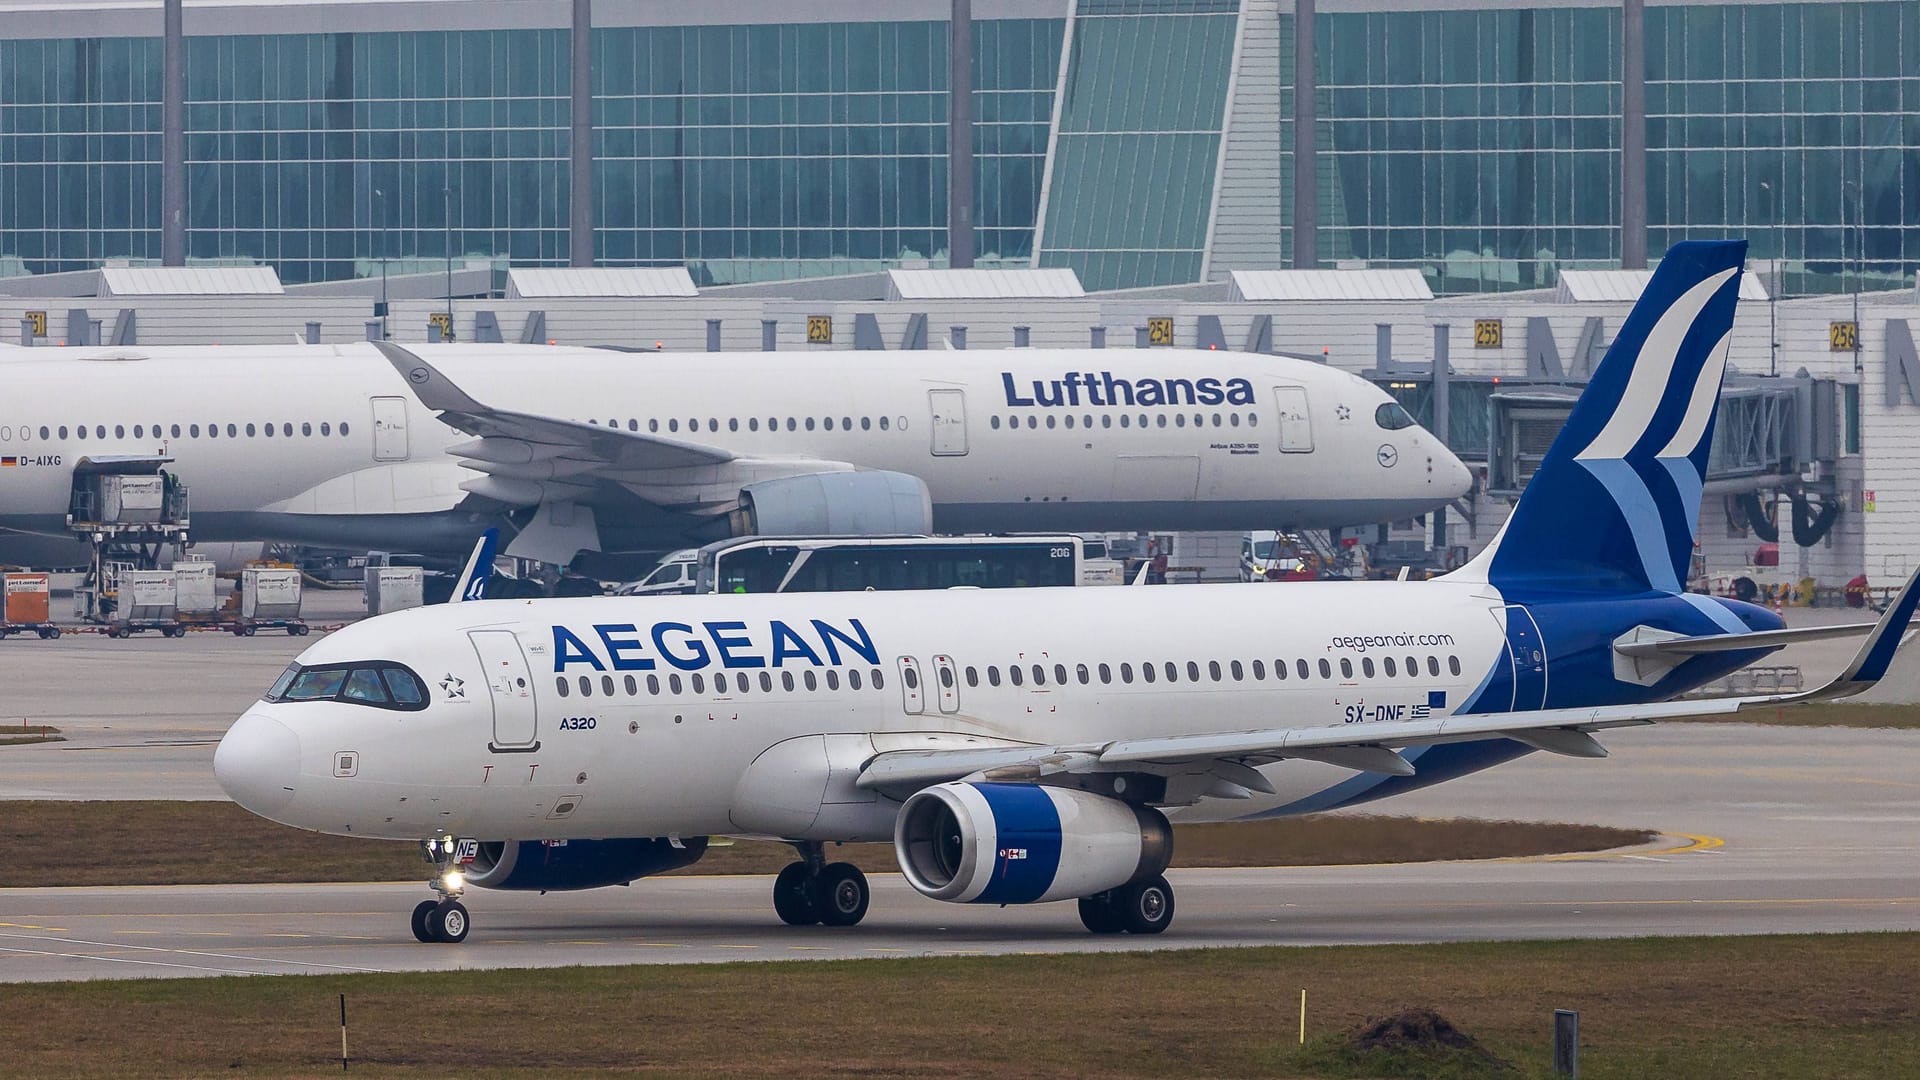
893 782 1172 905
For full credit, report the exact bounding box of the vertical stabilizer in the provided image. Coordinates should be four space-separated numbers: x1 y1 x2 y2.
1467 240 1747 595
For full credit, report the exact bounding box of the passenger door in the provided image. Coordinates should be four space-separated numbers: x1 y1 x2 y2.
470 630 538 750
1272 386 1313 453
1499 605 1548 710
928 389 968 456
372 396 410 461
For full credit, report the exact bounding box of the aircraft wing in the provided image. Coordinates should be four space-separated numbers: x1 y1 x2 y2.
858 568 1920 796
375 342 735 478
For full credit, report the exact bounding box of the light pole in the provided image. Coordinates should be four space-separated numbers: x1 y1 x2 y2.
443 187 454 342
1759 180 1777 376
1844 178 1862 373
373 188 388 339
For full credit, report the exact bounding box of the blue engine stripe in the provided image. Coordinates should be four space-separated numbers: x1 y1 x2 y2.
971 783 1064 905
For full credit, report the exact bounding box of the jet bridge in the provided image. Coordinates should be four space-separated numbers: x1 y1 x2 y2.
1488 376 1837 497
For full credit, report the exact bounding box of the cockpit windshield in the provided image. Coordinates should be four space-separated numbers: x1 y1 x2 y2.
1375 402 1418 430
264 662 428 711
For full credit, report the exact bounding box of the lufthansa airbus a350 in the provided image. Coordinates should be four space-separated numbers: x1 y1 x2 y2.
0 342 1469 568
216 243 1918 942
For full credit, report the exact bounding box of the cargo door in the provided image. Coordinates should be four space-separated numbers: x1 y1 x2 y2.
928 389 968 456
372 396 410 461
470 629 538 751
1273 385 1314 453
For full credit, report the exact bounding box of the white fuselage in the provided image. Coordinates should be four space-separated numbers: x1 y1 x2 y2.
0 343 1468 559
228 580 1511 842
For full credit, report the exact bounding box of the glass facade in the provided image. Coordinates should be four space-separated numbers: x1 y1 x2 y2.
186 30 572 283
1311 5 1623 292
593 19 1060 284
1037 0 1239 291
2 2 1917 293
0 36 165 272
1646 1 1920 293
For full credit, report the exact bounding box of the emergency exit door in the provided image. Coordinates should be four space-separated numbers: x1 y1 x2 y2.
1272 385 1314 453
372 396 410 461
928 389 968 456
470 630 538 751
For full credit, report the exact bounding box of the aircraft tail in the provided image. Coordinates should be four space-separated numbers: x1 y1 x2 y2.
448 528 499 603
1460 240 1747 596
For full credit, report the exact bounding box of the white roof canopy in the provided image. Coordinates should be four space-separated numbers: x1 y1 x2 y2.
506 267 698 298
885 268 1085 300
100 266 284 296
1228 268 1433 301
1555 268 1770 303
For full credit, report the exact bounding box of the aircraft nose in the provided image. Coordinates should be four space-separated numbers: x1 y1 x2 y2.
215 712 302 818
1437 445 1473 497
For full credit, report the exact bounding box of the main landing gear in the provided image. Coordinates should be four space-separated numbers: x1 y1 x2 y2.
411 837 471 943
1077 875 1175 935
772 841 870 928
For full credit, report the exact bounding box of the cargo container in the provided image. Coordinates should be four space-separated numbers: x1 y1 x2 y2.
0 572 60 639
173 560 220 619
365 566 425 615
233 567 308 636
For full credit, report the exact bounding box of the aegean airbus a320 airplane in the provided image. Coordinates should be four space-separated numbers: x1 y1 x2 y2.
0 341 1469 567
215 242 1920 942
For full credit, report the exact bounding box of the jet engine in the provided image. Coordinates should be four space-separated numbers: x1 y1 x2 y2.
460 837 708 892
731 471 932 537
894 782 1172 905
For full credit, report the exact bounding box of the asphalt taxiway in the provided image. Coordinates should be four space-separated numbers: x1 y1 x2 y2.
2 724 1914 982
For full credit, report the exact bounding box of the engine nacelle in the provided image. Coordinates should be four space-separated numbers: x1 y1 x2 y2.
894 782 1172 905
731 471 932 537
461 836 707 892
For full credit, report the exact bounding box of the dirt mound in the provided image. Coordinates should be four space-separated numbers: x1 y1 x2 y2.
1345 1007 1510 1068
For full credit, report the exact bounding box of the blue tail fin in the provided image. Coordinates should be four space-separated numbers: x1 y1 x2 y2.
449 528 499 604
1480 240 1747 596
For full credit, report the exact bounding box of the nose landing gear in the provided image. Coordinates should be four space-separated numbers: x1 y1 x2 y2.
772 841 870 928
411 836 472 943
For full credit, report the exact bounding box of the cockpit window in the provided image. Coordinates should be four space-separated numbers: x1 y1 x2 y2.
1375 402 1417 430
383 668 425 705
263 661 429 712
342 669 389 704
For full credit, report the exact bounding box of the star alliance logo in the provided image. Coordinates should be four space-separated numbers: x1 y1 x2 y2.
440 674 466 699
1336 404 1352 421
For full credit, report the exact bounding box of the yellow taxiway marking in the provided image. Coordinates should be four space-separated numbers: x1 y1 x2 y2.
1510 831 1725 863
714 944 758 949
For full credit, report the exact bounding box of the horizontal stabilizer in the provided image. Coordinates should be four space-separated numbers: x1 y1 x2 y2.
1614 621 1876 658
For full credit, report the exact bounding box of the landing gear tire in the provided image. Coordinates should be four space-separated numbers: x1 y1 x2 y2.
1113 875 1175 935
773 862 819 926
812 862 870 927
426 899 470 943
410 899 438 943
1078 894 1127 934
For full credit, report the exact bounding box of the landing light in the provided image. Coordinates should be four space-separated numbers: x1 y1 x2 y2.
442 871 465 891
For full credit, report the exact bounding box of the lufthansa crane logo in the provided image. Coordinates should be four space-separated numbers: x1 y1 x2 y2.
408 367 430 384
1376 444 1399 468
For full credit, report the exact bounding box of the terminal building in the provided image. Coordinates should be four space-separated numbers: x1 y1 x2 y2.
2 0 1919 592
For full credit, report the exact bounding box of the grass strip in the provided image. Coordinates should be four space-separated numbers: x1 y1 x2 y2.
0 800 1653 887
0 933 1913 1078
0 721 62 746
1698 701 1920 729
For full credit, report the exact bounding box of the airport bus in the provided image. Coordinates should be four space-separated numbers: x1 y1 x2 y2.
675 535 1123 595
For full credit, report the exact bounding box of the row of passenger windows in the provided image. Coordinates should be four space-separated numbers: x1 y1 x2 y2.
962 653 1463 687
587 416 896 435
560 666 888 699
554 653 1465 701
10 421 351 441
991 411 1260 431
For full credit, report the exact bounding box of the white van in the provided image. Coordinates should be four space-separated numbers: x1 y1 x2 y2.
615 549 699 596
